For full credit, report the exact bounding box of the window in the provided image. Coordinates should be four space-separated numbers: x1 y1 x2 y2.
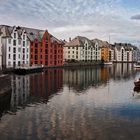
23 41 25 47
23 48 25 53
23 55 25 60
8 39 11 44
8 61 11 66
35 55 38 60
13 48 16 53
18 48 21 52
9 47 11 52
13 40 16 46
23 35 25 40
8 54 10 59
18 40 21 45
14 33 16 38
18 54 20 59
18 61 20 66
13 54 16 60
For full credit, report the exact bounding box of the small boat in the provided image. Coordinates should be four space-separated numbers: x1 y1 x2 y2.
104 61 113 65
134 86 140 92
134 79 140 87
134 62 140 68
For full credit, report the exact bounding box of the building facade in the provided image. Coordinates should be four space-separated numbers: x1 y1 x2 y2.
24 28 64 67
91 39 102 61
100 41 110 62
114 43 133 62
64 36 100 62
0 25 30 68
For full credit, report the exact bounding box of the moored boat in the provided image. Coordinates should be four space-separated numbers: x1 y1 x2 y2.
104 61 113 65
134 78 140 87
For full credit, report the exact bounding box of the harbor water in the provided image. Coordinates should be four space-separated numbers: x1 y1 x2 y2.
0 63 140 140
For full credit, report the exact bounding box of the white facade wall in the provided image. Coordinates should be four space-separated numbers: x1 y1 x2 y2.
64 39 102 62
2 27 30 68
94 42 101 61
115 46 133 62
109 49 114 62
64 46 81 61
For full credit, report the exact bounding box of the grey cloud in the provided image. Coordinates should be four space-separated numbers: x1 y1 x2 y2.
131 14 140 20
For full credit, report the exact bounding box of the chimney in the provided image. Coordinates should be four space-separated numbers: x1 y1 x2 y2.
69 37 71 42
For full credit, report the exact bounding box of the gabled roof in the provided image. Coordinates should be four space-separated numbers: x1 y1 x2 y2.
65 36 94 47
21 27 45 42
114 43 133 51
50 34 63 44
92 38 109 48
0 25 12 38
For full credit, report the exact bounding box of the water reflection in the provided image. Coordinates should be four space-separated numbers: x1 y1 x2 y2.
63 63 137 92
0 64 140 140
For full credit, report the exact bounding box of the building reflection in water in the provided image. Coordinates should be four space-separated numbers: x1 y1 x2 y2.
30 69 63 99
10 75 30 111
10 69 63 112
63 64 138 93
0 64 138 116
0 64 140 140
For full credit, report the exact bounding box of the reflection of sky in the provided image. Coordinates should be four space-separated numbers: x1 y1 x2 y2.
1 65 140 139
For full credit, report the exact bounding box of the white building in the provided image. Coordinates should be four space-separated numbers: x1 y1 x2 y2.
91 39 102 61
64 36 101 62
0 30 2 69
114 43 133 62
109 44 115 62
0 25 30 68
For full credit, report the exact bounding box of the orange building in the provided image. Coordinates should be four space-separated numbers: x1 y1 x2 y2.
101 42 110 62
23 28 64 67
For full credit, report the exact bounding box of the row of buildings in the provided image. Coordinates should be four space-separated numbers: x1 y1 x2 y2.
64 36 140 63
0 25 64 69
0 25 140 69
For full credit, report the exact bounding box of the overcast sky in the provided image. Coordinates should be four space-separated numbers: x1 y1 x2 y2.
0 0 140 46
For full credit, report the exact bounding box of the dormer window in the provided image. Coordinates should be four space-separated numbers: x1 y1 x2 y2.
23 35 25 40
14 33 16 38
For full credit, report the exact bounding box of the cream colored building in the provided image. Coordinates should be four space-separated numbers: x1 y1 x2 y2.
64 36 98 62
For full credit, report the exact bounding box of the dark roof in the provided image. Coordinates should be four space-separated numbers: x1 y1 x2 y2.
0 25 63 44
65 36 94 47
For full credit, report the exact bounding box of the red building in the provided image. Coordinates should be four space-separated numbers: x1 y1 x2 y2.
23 28 64 67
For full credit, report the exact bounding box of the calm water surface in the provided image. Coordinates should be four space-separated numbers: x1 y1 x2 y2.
0 64 140 140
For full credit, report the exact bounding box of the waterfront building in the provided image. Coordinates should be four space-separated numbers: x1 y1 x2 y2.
91 39 102 61
109 44 115 62
0 25 30 68
100 41 110 62
131 45 140 62
64 36 96 62
114 43 133 62
0 30 2 69
23 27 64 67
